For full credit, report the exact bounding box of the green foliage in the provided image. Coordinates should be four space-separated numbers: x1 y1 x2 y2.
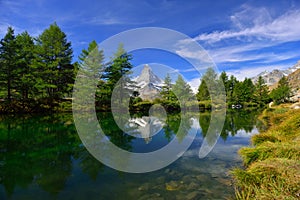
104 44 137 108
172 75 194 107
254 76 270 105
196 68 226 109
232 78 255 104
78 40 104 78
197 80 210 101
15 31 36 100
0 23 278 113
78 40 105 106
131 100 153 112
33 22 74 99
219 71 230 96
0 27 18 101
197 68 218 101
0 24 78 112
227 75 238 103
160 73 176 101
270 76 291 104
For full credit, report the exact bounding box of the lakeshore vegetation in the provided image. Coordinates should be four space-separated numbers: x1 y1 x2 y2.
0 22 299 199
0 23 293 113
232 106 300 199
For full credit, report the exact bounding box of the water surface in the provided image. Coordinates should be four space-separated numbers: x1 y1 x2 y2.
0 110 262 200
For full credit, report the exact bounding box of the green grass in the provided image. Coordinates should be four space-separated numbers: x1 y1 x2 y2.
232 108 300 200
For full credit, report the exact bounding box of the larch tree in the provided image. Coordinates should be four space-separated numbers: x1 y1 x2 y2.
172 75 194 106
78 40 106 105
0 27 18 101
104 44 137 105
270 76 291 104
254 76 269 105
15 31 35 100
33 22 73 100
161 73 176 101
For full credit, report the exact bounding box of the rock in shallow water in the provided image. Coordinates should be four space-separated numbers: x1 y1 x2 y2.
138 183 150 191
165 180 181 191
186 191 200 200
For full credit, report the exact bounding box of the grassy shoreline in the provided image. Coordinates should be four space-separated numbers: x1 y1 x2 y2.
232 105 300 199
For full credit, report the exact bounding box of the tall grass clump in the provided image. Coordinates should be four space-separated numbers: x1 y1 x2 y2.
232 108 300 200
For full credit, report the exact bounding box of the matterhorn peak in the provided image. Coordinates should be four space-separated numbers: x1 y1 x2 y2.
135 64 163 100
136 64 163 85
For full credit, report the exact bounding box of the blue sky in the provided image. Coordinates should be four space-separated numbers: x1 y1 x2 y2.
1 0 300 90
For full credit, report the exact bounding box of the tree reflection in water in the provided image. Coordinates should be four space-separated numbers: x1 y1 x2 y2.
0 110 261 198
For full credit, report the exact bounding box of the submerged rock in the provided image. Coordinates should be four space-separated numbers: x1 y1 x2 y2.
186 182 199 190
165 180 181 191
186 191 200 200
138 183 150 191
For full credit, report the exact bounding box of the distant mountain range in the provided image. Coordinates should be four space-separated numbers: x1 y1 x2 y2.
251 60 300 101
134 62 300 101
251 61 300 86
133 64 163 100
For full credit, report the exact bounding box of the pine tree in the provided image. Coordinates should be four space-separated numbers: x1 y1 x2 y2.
270 76 291 104
241 78 255 102
172 75 194 106
104 44 137 106
15 31 35 100
161 73 176 101
78 40 104 78
197 80 210 101
227 75 238 103
219 71 229 94
104 44 134 88
33 22 73 100
232 78 255 103
196 68 218 101
254 76 269 105
0 27 18 101
78 40 106 105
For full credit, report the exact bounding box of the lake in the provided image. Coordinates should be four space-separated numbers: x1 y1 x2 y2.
0 110 262 200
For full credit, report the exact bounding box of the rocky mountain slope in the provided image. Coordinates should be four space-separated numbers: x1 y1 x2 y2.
134 64 163 100
251 61 300 85
287 68 300 101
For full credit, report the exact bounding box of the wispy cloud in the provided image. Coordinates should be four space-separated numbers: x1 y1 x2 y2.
195 7 300 44
177 4 300 79
180 67 199 73
210 47 300 64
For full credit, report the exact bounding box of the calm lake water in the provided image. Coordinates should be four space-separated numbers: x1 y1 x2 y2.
0 110 262 200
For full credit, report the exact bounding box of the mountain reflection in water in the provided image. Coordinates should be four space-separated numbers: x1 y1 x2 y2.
0 110 262 199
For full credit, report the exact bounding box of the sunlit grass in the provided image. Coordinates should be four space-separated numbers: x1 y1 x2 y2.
232 108 300 199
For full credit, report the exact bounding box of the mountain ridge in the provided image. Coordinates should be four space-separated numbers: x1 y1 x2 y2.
134 64 163 100
251 60 300 86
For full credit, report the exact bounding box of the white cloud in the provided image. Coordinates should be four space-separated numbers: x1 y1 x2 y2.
180 67 198 73
176 5 300 80
175 48 213 63
209 47 300 64
187 78 200 94
195 8 300 44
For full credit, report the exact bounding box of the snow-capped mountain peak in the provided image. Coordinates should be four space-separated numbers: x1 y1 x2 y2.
134 64 163 100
